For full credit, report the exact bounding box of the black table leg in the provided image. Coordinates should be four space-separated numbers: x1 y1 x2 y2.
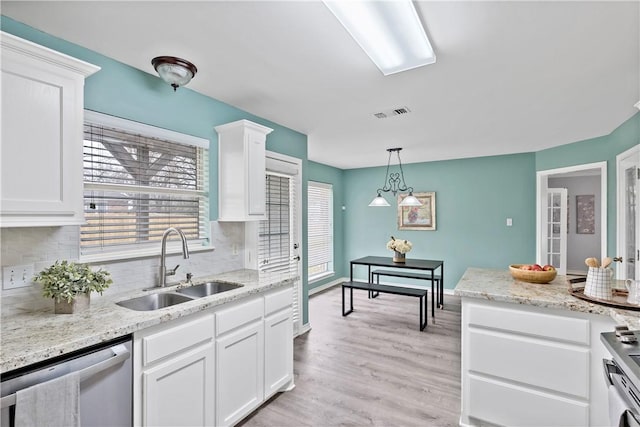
419 294 427 331
342 285 354 316
440 263 444 309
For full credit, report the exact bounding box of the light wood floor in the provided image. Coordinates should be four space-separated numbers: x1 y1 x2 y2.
240 286 462 427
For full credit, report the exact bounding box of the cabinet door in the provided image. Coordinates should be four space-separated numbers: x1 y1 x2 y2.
216 321 264 427
0 33 98 226
246 131 266 217
264 308 293 398
142 343 215 427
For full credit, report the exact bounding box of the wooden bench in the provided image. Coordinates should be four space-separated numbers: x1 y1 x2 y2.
341 281 428 331
371 269 442 316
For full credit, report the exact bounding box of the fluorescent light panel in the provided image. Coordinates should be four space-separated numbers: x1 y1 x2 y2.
324 0 435 76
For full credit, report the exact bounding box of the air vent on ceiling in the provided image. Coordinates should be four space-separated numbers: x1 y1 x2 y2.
373 106 411 119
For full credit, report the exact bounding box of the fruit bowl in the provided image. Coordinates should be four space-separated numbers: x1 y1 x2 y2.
509 264 557 284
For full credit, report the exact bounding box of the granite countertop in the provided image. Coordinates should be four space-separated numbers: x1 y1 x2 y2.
0 269 294 373
454 267 640 329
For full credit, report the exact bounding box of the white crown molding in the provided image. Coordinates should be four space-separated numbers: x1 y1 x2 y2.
1 31 100 77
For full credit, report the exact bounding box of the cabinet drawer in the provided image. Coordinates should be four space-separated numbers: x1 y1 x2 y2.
142 314 214 366
468 329 589 398
216 297 263 336
467 302 589 345
468 374 588 426
264 287 292 316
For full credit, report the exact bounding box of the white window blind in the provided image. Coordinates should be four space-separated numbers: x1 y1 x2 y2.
258 173 296 274
308 181 333 282
81 112 209 258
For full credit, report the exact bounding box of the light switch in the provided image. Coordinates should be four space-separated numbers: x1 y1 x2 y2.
506 218 513 227
3 264 34 290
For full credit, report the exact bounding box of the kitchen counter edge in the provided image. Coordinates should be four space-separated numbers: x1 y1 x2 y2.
0 269 294 373
454 267 640 329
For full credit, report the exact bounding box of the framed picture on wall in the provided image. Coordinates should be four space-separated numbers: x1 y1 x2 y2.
576 194 595 234
397 192 436 231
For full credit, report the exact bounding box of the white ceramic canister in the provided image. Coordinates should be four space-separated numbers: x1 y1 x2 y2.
584 267 614 300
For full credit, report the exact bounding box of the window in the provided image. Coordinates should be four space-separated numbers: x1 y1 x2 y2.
308 181 333 282
81 111 209 260
258 173 294 273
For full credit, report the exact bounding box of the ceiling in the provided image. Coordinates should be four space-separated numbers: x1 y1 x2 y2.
3 1 639 169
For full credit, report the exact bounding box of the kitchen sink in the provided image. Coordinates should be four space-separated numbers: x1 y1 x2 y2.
116 292 196 311
176 281 242 298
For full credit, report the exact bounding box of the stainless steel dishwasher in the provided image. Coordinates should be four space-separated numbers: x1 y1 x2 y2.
0 335 132 427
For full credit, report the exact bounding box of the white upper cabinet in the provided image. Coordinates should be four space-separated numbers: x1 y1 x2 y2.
216 119 273 221
0 32 99 227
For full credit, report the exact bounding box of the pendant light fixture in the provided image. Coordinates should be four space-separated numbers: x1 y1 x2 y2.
152 56 198 91
369 148 422 207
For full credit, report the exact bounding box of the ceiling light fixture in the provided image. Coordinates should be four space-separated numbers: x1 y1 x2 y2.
152 56 198 91
323 0 435 76
635 101 640 110
369 148 422 207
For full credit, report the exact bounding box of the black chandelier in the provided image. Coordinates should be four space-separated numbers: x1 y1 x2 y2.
369 148 422 207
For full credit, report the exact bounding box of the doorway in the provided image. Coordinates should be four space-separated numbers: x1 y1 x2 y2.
616 144 640 281
536 162 607 275
244 151 304 336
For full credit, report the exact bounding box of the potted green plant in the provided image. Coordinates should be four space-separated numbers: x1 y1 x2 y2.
34 260 112 314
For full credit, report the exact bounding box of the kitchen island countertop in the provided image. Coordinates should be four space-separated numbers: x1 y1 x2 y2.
1 269 294 373
454 267 640 329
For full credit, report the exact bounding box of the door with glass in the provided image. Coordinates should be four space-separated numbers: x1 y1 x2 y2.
544 188 568 274
257 153 303 336
617 145 640 280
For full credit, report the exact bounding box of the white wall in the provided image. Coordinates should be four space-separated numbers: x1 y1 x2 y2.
0 222 244 315
548 176 601 273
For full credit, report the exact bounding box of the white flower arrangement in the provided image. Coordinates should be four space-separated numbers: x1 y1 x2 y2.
386 236 413 254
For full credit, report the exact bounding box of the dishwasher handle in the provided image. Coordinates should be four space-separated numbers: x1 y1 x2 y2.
0 343 130 409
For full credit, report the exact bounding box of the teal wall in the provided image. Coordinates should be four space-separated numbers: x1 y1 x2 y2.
307 161 346 290
536 112 640 257
344 153 537 288
4 15 639 321
1 16 311 323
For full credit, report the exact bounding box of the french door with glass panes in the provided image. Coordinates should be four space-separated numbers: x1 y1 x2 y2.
544 188 568 274
617 145 640 280
245 152 303 336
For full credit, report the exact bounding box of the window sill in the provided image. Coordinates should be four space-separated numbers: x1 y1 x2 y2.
309 271 335 285
79 245 215 264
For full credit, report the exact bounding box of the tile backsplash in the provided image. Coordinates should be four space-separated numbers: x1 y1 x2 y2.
0 222 244 314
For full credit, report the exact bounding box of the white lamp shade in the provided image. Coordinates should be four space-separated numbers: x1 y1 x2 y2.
369 195 390 207
399 194 422 207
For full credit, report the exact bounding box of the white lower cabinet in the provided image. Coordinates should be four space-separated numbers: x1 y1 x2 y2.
264 290 294 398
143 345 215 427
215 296 264 427
133 286 294 427
460 298 615 427
134 312 215 427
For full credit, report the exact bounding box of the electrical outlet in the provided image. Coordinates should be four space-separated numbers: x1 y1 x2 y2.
506 218 513 227
3 264 34 290
232 244 239 256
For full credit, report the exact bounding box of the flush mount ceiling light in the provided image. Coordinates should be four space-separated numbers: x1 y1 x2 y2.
369 148 422 207
152 56 198 91
323 0 435 76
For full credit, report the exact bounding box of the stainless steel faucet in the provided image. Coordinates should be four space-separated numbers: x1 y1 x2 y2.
159 227 190 287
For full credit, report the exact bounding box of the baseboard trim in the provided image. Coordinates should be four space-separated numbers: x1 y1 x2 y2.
296 323 311 337
308 277 348 296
